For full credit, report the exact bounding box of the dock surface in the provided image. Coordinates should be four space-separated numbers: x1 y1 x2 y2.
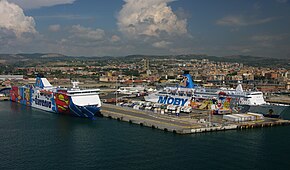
101 103 290 134
0 96 9 101
266 95 290 104
101 104 245 134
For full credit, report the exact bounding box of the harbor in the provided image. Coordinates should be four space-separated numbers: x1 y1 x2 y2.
97 71 290 134
1 0 290 169
2 84 290 134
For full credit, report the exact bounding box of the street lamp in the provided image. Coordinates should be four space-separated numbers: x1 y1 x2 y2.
115 77 118 105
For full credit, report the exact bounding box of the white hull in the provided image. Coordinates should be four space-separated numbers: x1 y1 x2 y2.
144 93 191 106
145 93 290 118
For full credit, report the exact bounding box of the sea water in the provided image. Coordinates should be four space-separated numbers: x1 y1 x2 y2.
1 101 290 170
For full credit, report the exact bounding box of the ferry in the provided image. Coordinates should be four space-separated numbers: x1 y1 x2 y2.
117 86 145 95
10 75 102 119
144 71 290 119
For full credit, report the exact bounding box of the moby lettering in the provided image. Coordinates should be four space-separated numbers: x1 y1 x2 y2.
157 96 188 106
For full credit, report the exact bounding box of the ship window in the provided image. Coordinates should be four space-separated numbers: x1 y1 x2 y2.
251 93 262 95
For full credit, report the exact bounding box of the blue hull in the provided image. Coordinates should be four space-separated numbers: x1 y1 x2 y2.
69 103 101 119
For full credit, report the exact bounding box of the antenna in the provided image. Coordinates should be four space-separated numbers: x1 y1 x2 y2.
71 81 79 89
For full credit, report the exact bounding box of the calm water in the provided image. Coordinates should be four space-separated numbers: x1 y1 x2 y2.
1 102 290 170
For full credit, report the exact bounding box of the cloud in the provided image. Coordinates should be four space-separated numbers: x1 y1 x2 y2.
117 0 188 38
8 0 75 9
175 7 191 20
250 34 290 48
216 15 277 27
0 27 39 53
59 25 107 48
70 25 105 42
111 35 121 42
0 29 16 47
35 14 94 20
152 41 172 48
49 24 61 32
0 0 36 37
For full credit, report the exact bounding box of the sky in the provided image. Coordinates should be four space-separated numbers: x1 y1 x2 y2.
0 0 290 58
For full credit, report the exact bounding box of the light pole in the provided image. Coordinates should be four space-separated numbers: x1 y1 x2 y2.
115 77 118 105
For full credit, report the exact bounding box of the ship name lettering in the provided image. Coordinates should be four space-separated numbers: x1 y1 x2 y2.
35 98 51 108
158 96 188 106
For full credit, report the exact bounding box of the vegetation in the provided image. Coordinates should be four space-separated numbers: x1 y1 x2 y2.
227 72 238 76
123 69 140 76
0 53 289 80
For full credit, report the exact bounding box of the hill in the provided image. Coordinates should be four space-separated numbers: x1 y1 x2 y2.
0 53 289 69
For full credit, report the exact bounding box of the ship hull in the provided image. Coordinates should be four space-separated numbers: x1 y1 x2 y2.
10 85 101 119
144 93 191 106
145 93 290 119
69 101 101 118
245 104 290 119
144 93 233 111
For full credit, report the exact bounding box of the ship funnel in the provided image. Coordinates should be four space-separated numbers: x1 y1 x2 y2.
35 75 52 89
236 81 243 92
72 81 80 89
182 70 197 88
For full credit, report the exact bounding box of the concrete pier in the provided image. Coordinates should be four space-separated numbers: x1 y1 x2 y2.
0 96 9 101
266 95 290 104
102 103 201 134
101 104 288 134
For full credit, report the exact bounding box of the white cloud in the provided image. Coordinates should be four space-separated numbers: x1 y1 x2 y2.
111 35 121 42
0 0 36 37
217 15 277 27
8 0 75 9
152 41 171 48
45 25 125 55
70 25 105 42
117 0 188 38
49 24 61 32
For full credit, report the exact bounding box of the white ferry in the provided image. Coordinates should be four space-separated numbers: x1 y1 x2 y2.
144 71 290 118
10 76 102 119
